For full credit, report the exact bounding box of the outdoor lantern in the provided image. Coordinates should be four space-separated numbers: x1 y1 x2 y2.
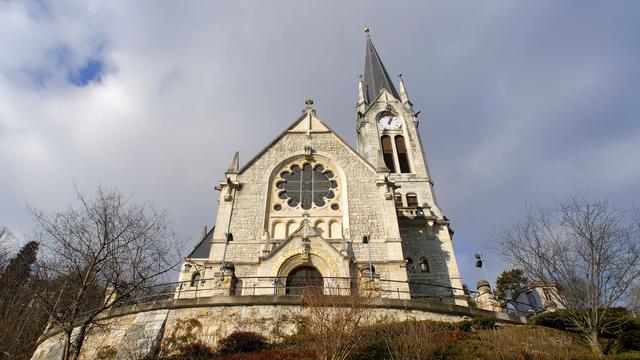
474 253 483 268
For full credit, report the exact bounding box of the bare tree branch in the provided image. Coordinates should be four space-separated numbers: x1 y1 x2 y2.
31 186 181 360
497 195 640 355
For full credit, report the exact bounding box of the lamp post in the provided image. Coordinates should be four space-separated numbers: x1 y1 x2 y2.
474 252 496 297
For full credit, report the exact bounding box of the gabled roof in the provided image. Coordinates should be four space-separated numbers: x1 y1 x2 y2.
363 35 399 103
187 226 214 259
237 107 376 175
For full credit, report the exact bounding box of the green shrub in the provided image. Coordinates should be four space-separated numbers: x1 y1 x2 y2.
458 317 496 331
217 331 270 355
603 351 640 360
218 347 315 359
168 340 216 359
613 318 640 353
530 310 573 331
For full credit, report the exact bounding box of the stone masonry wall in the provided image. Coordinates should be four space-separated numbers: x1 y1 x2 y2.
33 298 521 360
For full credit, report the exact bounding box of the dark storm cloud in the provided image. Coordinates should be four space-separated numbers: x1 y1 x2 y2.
1 0 639 288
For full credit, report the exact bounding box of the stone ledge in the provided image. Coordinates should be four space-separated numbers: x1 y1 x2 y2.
37 295 527 344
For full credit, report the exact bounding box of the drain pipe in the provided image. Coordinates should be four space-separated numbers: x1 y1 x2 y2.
220 181 237 279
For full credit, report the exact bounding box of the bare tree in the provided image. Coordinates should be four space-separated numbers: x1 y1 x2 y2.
0 227 11 268
380 321 464 360
32 187 180 360
286 291 374 360
627 283 640 317
498 196 640 354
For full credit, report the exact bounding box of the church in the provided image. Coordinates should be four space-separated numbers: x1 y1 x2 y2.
177 31 467 306
31 31 532 360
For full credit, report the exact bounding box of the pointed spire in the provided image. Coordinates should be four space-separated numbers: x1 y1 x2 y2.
362 28 399 103
227 151 239 174
398 74 412 106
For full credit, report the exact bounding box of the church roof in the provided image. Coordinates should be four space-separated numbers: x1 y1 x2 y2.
363 35 399 103
187 226 214 259
237 105 376 175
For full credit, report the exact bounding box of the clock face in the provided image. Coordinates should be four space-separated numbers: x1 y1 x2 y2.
378 116 402 130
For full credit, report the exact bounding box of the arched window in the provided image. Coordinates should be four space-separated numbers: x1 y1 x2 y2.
329 220 342 239
395 136 411 173
419 258 430 273
287 221 298 237
190 272 201 287
272 222 285 239
315 220 328 238
406 193 419 208
381 136 396 173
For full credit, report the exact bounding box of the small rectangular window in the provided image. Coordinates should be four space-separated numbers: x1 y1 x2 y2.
406 193 419 208
394 194 403 207
420 258 430 272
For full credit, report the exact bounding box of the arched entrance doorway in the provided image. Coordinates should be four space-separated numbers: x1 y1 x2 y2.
285 266 323 295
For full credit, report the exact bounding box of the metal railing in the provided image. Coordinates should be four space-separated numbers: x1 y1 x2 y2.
106 275 545 317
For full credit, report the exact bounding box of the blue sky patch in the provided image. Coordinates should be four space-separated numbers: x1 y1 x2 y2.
68 58 104 86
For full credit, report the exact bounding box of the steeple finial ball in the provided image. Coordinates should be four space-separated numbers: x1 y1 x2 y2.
305 99 314 110
364 26 369 33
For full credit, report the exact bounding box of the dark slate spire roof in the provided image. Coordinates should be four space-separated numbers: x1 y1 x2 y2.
363 35 399 103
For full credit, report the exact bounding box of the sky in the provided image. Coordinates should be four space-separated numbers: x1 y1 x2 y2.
1 0 640 289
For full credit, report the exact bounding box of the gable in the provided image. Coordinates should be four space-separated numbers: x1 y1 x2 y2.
237 109 376 175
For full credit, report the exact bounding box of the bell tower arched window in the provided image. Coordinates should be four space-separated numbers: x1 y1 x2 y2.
381 136 396 173
395 135 411 173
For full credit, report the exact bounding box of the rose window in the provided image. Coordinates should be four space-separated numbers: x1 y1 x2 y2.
275 163 338 210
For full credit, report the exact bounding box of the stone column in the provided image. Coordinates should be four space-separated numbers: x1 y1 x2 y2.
212 266 237 296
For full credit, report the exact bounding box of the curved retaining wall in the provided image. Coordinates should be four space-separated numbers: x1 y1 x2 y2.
31 296 527 360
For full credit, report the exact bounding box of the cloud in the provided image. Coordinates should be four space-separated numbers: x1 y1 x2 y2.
1 0 639 289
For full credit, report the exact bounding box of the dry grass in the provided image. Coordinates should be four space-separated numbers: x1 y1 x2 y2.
454 325 597 360
380 321 466 360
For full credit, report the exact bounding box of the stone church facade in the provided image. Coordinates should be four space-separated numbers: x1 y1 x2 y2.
176 33 466 306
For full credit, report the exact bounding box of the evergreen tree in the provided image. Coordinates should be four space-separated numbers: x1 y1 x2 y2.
4 241 39 286
495 268 527 302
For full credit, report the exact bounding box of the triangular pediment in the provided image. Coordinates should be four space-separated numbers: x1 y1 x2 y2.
289 111 329 132
361 88 402 116
237 107 376 175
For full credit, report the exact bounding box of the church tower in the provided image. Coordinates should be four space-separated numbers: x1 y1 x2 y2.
356 29 465 302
